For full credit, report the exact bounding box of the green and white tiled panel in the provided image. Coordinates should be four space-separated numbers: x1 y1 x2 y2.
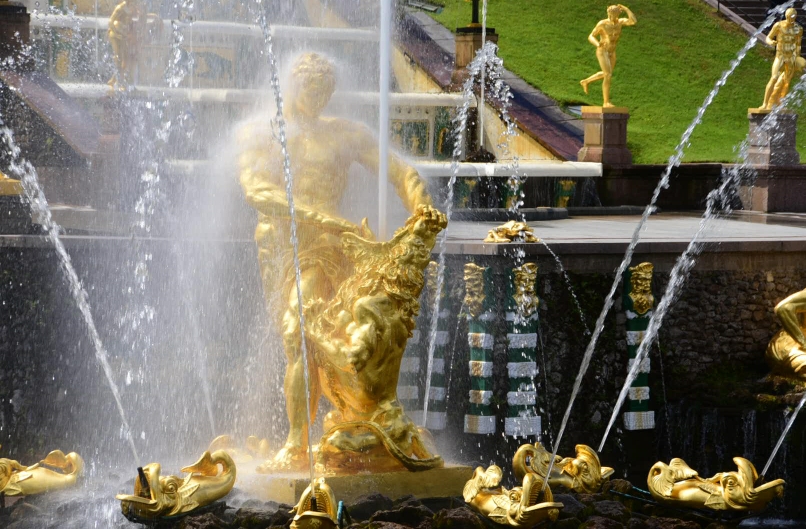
465 318 496 434
624 411 655 430
398 328 424 425
424 327 449 430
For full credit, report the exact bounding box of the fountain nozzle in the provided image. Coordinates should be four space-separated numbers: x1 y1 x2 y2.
136 467 151 498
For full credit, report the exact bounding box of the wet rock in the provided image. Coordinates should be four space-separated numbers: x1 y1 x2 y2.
592 500 629 524
418 497 463 513
370 504 434 528
350 493 395 521
644 517 701 529
581 515 625 529
628 517 649 529
432 506 486 529
577 493 607 504
554 494 585 519
604 479 633 494
176 513 230 529
233 506 292 529
554 517 583 529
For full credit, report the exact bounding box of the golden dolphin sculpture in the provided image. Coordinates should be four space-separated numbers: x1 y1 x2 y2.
464 465 563 527
0 448 83 496
513 443 614 494
116 450 236 521
290 478 339 529
648 457 784 511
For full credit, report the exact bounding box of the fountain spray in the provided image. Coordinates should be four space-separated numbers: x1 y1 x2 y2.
258 16 317 490
0 124 140 464
599 22 806 453
542 0 794 490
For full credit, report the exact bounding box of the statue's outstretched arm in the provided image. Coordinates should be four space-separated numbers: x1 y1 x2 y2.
352 124 432 212
619 5 637 26
775 289 806 348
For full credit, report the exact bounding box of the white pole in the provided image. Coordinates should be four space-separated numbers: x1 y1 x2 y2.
378 0 392 240
478 0 487 152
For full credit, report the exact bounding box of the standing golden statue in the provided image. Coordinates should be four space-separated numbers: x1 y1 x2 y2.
107 0 161 89
580 4 637 108
767 287 806 380
238 52 433 471
760 8 804 111
647 457 784 511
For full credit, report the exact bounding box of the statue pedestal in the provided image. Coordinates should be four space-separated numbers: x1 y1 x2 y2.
747 109 800 166
240 465 474 505
577 106 632 166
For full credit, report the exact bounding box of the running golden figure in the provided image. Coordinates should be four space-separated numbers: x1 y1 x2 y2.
580 4 637 108
761 7 804 110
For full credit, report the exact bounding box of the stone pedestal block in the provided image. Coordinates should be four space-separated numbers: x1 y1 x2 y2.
454 26 498 70
747 110 800 166
239 465 474 505
577 106 632 166
0 2 30 68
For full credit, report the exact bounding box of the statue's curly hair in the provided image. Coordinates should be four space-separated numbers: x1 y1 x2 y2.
291 53 337 96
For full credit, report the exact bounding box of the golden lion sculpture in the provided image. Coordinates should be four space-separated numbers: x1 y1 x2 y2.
300 204 447 473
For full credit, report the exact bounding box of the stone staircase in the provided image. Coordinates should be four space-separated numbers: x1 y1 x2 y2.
715 0 806 54
717 0 770 28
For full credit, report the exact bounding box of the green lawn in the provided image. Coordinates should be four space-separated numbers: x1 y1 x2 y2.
430 0 806 164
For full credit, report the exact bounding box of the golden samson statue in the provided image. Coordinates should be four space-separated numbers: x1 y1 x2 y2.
239 52 437 472
580 4 637 108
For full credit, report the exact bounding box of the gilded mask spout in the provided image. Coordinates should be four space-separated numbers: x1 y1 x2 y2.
513 443 614 494
0 449 83 496
464 465 563 527
647 457 784 511
290 478 338 529
116 450 236 521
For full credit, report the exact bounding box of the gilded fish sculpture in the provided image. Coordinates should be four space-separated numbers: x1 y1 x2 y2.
464 465 563 527
483 221 538 243
647 457 784 511
116 450 236 521
0 447 83 496
513 442 614 494
289 478 339 529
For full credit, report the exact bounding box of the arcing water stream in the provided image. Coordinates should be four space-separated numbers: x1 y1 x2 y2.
0 124 140 464
542 1 795 488
258 18 317 488
598 66 806 457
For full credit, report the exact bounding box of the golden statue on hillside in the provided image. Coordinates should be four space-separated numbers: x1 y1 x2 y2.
239 52 435 472
766 287 806 381
580 4 637 108
107 0 161 88
761 8 805 111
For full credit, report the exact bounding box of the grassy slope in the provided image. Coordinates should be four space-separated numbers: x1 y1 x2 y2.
431 0 806 164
